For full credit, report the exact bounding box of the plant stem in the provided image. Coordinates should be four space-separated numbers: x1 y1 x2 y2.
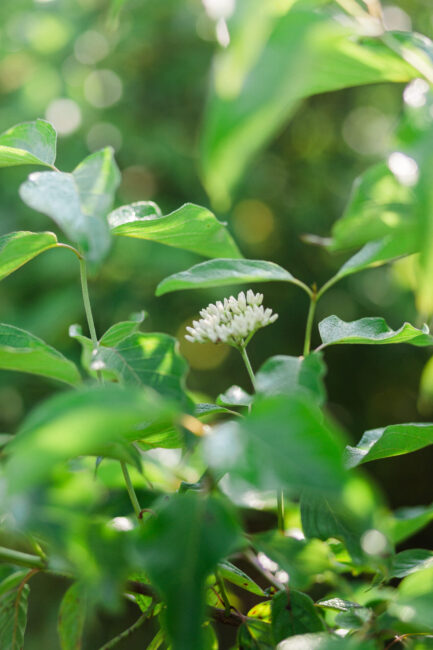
277 490 285 533
0 546 46 570
98 612 148 650
79 257 98 348
303 294 317 357
120 461 143 523
239 345 257 392
215 569 231 615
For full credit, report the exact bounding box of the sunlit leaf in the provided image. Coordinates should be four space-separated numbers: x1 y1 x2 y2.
318 315 432 348
345 423 433 468
156 258 307 296
256 353 326 406
217 560 264 596
217 385 252 408
110 202 242 259
0 119 56 168
204 395 346 494
20 148 120 263
0 323 81 386
0 231 60 282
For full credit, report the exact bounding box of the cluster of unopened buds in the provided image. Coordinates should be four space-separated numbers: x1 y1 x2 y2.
185 290 278 348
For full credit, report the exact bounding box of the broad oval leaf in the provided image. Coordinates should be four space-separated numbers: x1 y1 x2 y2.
0 231 59 282
204 394 346 494
58 582 86 650
272 590 325 643
391 549 433 579
139 493 241 650
5 384 176 492
110 202 242 259
19 148 119 263
387 504 433 544
318 315 433 348
395 566 433 630
0 323 81 385
0 119 56 168
156 258 307 296
345 422 433 468
256 353 326 406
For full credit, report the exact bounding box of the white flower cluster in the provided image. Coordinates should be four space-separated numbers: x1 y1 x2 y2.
185 290 278 347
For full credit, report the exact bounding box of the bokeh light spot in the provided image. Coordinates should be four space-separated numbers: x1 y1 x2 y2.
74 30 109 65
232 199 275 245
84 69 122 108
46 98 82 136
87 122 122 152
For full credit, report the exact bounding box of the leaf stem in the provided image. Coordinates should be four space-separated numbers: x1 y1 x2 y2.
120 461 143 524
277 490 285 533
79 257 98 348
215 569 231 615
98 612 148 650
0 545 46 570
303 292 317 357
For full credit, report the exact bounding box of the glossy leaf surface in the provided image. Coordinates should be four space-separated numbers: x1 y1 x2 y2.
0 119 56 168
319 316 432 347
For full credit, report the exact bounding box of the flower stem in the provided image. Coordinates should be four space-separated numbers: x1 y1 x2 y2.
239 345 257 392
303 293 317 357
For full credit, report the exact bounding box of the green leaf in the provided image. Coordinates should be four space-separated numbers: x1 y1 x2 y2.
139 493 241 650
387 504 433 544
253 532 331 590
110 202 242 259
316 599 362 612
204 395 346 494
237 619 274 649
83 332 189 404
4 384 175 492
272 590 325 643
156 258 307 296
0 323 81 386
395 566 433 630
217 560 264 596
19 148 120 263
99 312 146 347
391 549 433 579
0 231 59 281
277 635 376 649
256 353 326 406
201 6 416 207
58 582 86 650
334 608 370 630
0 574 30 650
300 492 366 563
318 316 432 348
345 423 433 468
0 119 56 168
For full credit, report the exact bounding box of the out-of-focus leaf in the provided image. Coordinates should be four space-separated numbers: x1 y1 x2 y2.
387 504 433 544
4 384 175 492
334 608 370 629
391 549 433 578
110 202 242 259
20 148 119 263
238 619 274 649
316 599 362 612
139 493 241 650
0 231 60 281
58 582 86 650
217 560 264 596
204 395 346 494
277 634 376 649
156 259 307 296
216 385 252 408
300 492 366 563
395 566 433 630
0 573 30 650
256 353 326 406
253 532 331 590
272 590 325 642
0 323 81 385
201 5 417 207
345 423 433 468
318 316 432 347
0 119 56 168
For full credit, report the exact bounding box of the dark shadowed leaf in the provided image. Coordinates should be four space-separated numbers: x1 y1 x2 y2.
110 202 242 259
0 572 30 650
139 493 241 650
272 590 325 643
0 119 56 168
